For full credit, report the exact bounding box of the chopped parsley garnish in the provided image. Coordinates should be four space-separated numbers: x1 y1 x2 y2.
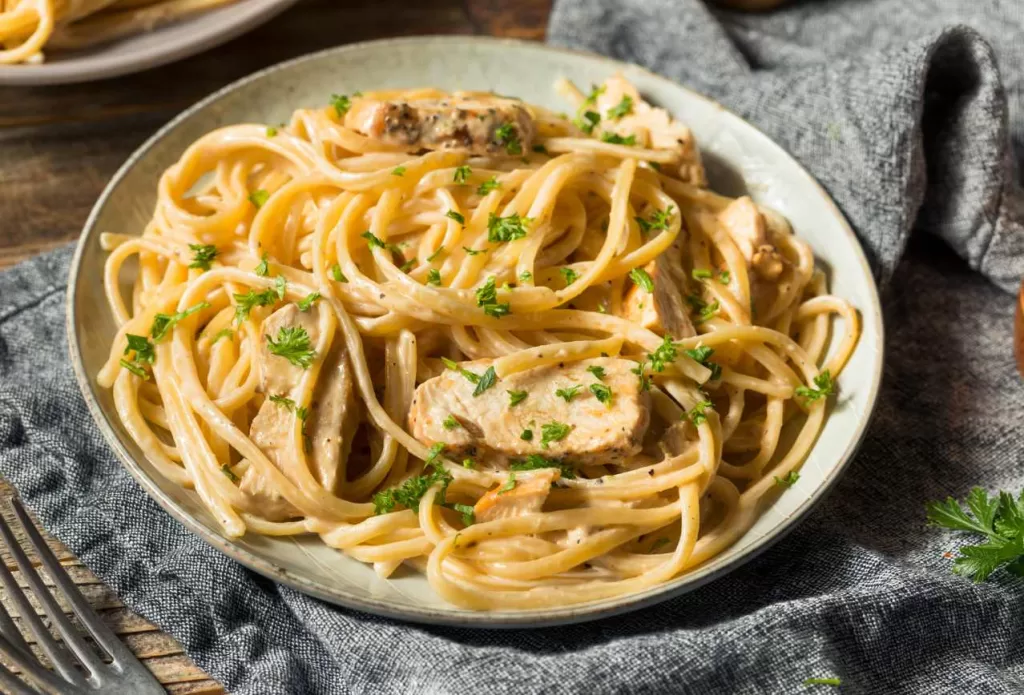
266 326 316 369
453 165 471 184
210 328 234 345
802 678 842 687
187 244 217 271
601 132 637 146
691 268 713 280
634 206 674 235
589 383 612 406
150 302 209 342
774 471 800 487
927 486 1024 582
233 276 286 323
475 277 510 318
629 267 654 293
372 449 452 515
249 189 269 208
555 385 582 403
442 414 460 431
630 335 679 391
508 390 528 407
560 267 579 286
119 359 149 379
487 213 530 243
391 166 406 177
451 503 475 526
330 264 348 283
329 93 351 117
519 270 533 283
687 294 720 322
688 400 713 426
574 109 600 134
445 210 465 225
462 458 476 469
399 258 416 272
498 472 517 494
121 333 155 378
426 269 442 286
462 246 483 256
520 429 533 441
540 421 572 448
269 394 296 410
719 270 731 284
483 304 511 318
510 454 575 479
255 252 269 276
494 123 522 155
583 84 606 105
473 366 498 396
362 230 387 250
607 95 633 120
683 344 722 381
795 370 835 404
441 357 480 384
477 176 501 195
266 126 278 137
586 365 606 380
297 292 321 312
426 247 445 262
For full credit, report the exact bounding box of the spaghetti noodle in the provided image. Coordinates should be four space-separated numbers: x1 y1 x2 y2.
98 77 860 610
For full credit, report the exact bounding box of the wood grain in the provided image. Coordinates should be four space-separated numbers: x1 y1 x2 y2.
0 1 552 692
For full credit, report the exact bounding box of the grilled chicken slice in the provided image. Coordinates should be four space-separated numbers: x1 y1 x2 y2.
474 469 559 523
718 197 787 281
620 246 696 339
238 304 359 519
592 75 706 185
345 96 535 156
409 357 650 466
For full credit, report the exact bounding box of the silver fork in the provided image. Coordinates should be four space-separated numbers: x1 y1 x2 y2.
0 496 165 694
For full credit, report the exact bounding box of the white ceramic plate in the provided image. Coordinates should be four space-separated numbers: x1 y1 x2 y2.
0 0 299 86
67 36 884 628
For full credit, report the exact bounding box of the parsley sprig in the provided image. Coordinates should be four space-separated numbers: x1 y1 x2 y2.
631 335 679 391
635 206 674 235
266 326 317 369
150 302 209 342
187 244 217 271
927 487 1024 582
510 454 576 479
233 276 286 323
540 421 572 448
487 213 530 243
629 267 654 293
373 443 453 515
796 370 835 404
683 343 722 381
475 277 510 318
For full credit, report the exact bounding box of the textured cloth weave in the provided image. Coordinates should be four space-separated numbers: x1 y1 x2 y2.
2 1 1024 692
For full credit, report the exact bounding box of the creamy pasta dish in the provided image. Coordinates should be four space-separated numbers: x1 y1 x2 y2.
98 76 860 610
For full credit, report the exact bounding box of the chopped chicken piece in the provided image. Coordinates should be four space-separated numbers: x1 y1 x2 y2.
238 304 359 519
474 469 558 523
717 197 787 280
409 357 651 466
345 96 535 156
592 75 706 185
620 252 696 339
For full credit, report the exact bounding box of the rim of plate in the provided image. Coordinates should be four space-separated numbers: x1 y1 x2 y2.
0 0 301 86
67 35 885 628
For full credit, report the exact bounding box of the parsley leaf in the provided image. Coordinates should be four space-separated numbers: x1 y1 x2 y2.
473 366 498 397
688 400 713 426
452 503 475 526
927 487 1024 582
795 370 835 404
266 125 278 137
540 421 572 448
249 189 269 208
586 365 606 380
210 328 234 345
441 357 479 384
426 269 442 286
583 84 606 105
649 335 678 373
629 267 654 293
802 677 842 687
691 268 713 281
255 252 269 277
121 333 156 378
150 302 209 342
463 246 484 256
498 473 517 494
719 269 731 284
297 292 321 312
518 270 533 283
265 326 317 369
607 95 633 120
683 343 722 381
560 267 579 286
187 244 218 271
330 93 352 117
426 247 445 262
589 383 612 406
477 176 501 195
454 165 471 184
445 210 465 225
634 206 674 235
392 166 406 177
372 450 452 515
475 277 511 318
487 213 530 243
442 414 460 431
269 394 296 410
330 264 348 283
510 454 576 479
686 294 720 323
600 132 637 146
508 390 528 407
774 471 800 487
555 385 582 403
574 109 600 134
494 123 522 155
362 230 387 250
520 429 533 441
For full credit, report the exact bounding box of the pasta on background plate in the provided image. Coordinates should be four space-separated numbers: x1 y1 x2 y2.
98 75 860 610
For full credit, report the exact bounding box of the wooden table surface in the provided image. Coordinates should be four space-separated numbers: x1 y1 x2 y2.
0 1 551 692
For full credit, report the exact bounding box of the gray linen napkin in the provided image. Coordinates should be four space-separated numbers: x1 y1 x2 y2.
2 0 1024 692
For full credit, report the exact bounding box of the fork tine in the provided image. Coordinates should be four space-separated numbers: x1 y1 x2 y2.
9 498 139 669
0 576 33 661
0 506 97 686
0 659 42 695
0 633 89 695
